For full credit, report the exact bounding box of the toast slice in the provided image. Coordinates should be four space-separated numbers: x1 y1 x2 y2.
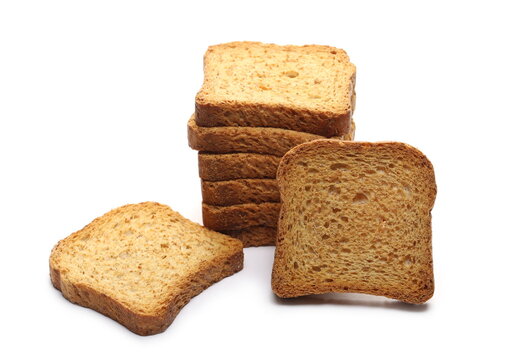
272 140 436 304
50 202 243 335
202 202 280 231
188 115 355 156
198 152 281 181
222 226 276 247
202 179 279 206
195 42 356 137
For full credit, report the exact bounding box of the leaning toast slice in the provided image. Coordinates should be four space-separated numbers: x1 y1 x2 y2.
272 140 436 304
50 202 243 335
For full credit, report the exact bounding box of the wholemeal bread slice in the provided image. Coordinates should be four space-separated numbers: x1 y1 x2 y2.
188 115 355 156
198 152 281 181
202 202 280 231
195 41 356 137
50 202 243 335
202 178 279 206
272 140 436 304
222 226 276 247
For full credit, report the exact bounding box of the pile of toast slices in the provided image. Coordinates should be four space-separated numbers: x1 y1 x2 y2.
188 42 357 246
50 42 436 336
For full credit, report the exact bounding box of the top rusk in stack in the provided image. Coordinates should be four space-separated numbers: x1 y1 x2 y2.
188 41 356 247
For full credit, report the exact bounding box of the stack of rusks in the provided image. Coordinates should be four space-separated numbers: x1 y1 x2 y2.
188 41 357 246
50 41 437 335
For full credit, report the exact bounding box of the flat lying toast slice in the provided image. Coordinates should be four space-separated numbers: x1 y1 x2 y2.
195 41 356 137
188 115 355 156
50 202 243 335
202 179 279 206
202 202 280 231
272 140 436 304
222 226 276 247
198 152 281 181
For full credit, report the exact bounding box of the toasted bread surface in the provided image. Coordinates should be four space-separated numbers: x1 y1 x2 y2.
195 42 356 137
50 202 243 335
272 140 436 304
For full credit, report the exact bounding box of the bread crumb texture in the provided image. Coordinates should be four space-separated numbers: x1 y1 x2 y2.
50 202 243 335
272 140 436 304
198 42 354 110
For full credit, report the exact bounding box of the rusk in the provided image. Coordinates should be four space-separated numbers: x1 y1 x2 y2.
195 41 356 137
272 140 436 304
50 202 243 335
188 115 354 156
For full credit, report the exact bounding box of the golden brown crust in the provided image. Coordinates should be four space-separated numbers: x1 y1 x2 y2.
221 226 276 247
49 202 244 335
188 115 354 156
201 179 279 206
202 202 281 231
272 281 431 304
272 140 436 304
198 152 281 181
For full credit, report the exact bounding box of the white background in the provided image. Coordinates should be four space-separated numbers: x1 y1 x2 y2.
1 0 509 358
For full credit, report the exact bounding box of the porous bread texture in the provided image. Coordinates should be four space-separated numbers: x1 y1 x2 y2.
202 202 281 231
202 179 279 206
50 202 243 335
198 152 281 181
272 140 436 304
188 115 355 156
195 41 356 137
222 226 276 247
